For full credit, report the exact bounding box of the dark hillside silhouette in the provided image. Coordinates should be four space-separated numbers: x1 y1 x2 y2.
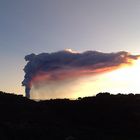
0 91 140 139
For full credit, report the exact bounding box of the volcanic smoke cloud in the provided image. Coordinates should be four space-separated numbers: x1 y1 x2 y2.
22 50 139 99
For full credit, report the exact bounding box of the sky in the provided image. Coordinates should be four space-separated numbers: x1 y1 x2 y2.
0 0 140 98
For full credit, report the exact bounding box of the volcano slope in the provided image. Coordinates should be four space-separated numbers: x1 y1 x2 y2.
0 91 140 140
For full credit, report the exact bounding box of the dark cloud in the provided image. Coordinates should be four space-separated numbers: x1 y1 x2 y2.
22 50 140 98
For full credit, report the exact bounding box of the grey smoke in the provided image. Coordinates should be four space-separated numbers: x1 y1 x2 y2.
22 50 139 98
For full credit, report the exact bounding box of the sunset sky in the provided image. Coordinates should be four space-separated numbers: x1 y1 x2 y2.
0 0 140 98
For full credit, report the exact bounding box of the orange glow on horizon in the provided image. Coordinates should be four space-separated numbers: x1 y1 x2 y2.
100 58 140 94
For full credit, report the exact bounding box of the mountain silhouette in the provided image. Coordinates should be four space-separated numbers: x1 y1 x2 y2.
0 91 140 140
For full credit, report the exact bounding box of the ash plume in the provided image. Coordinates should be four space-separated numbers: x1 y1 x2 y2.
22 50 139 98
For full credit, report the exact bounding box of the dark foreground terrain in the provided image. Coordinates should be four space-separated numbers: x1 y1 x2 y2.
0 91 140 140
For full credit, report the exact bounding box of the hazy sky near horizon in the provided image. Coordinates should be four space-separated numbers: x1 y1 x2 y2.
0 0 140 96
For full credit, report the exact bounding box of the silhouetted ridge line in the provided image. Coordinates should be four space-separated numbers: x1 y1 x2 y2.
0 91 140 140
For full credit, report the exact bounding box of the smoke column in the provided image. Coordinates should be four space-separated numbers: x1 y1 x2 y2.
22 50 139 99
